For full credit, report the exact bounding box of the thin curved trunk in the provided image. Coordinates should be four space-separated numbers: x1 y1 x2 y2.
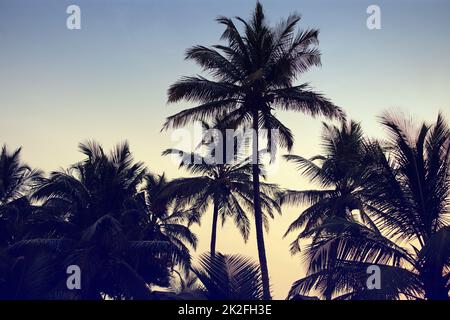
252 110 271 300
210 198 219 256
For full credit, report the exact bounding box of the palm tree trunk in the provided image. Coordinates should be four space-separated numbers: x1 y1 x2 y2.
324 242 338 300
252 110 271 300
210 198 219 256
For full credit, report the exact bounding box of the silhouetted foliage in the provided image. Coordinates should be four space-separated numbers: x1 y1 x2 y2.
287 113 449 300
1 142 195 299
164 1 344 299
0 2 448 302
163 117 280 256
192 252 264 300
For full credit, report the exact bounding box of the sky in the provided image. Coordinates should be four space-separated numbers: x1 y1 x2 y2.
0 0 449 298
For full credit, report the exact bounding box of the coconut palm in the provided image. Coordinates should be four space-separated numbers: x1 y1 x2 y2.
0 145 40 206
0 146 46 299
122 173 198 276
163 146 280 256
33 141 147 228
288 113 449 300
0 145 41 246
8 141 192 299
280 120 372 299
163 2 344 298
164 116 280 257
280 120 373 253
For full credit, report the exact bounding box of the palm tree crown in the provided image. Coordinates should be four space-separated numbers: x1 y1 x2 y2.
163 118 280 255
5 141 194 299
280 120 373 254
288 113 449 300
164 1 344 299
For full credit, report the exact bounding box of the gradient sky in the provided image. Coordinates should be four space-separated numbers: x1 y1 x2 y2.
1 0 449 298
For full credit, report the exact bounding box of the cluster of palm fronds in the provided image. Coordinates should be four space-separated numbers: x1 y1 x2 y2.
0 142 197 299
0 138 274 300
1 111 448 300
282 114 449 300
162 2 344 299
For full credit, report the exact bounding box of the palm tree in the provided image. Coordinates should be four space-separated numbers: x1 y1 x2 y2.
288 113 449 300
0 146 46 299
280 121 376 252
12 141 193 299
122 173 198 278
163 145 280 256
0 145 40 205
164 2 344 298
153 252 264 300
0 145 41 246
280 120 372 299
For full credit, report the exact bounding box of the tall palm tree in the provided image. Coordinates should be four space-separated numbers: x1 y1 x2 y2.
164 2 344 298
288 113 449 300
280 120 371 299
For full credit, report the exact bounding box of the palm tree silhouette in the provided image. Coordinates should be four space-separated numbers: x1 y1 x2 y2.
123 173 198 269
9 141 195 299
0 145 41 207
288 113 449 300
0 146 41 246
280 121 371 254
280 120 382 299
163 118 280 256
164 2 344 298
0 145 42 246
0 145 43 299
